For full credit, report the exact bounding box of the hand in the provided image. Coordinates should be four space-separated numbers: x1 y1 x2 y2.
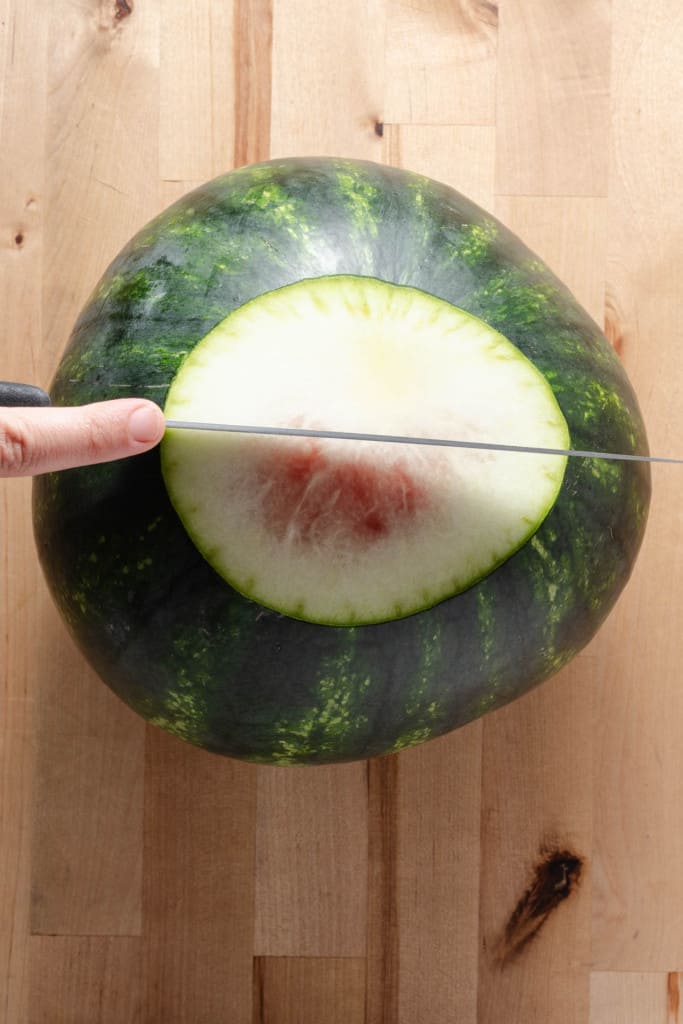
0 399 166 477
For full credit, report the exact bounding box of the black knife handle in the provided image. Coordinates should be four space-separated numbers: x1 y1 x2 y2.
0 382 51 407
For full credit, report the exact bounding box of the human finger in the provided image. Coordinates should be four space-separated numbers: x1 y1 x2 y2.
0 399 166 477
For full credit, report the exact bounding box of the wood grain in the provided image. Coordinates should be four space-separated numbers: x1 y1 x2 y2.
591 0 683 974
28 937 142 1024
478 665 593 1024
255 765 368 957
269 0 385 159
234 0 273 167
253 957 366 1024
0 3 48 1020
591 467 683 971
395 728 483 1024
589 971 682 1024
30 632 145 936
366 756 401 1024
143 731 256 1023
1 481 39 1024
384 0 498 126
0 0 681 1020
160 0 234 181
495 0 610 196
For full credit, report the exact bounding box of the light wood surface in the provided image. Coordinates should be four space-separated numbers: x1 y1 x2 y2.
1 1 681 1021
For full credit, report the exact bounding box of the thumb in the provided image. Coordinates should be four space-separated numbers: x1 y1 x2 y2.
0 399 166 477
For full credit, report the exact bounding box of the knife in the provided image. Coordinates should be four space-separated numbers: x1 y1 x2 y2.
162 417 679 464
1 381 679 465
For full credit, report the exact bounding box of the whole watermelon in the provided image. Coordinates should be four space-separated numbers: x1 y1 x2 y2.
33 158 650 765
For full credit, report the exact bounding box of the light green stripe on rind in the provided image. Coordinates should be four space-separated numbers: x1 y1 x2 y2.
388 618 444 754
335 169 381 238
262 630 372 765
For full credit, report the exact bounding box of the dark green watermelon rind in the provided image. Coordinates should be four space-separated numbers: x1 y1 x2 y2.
33 157 650 765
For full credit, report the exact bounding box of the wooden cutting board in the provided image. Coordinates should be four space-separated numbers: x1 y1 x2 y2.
1 1 681 1021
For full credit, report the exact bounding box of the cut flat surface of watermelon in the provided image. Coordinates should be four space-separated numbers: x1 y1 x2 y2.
162 275 569 625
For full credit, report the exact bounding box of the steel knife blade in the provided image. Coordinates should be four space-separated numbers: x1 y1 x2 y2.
0 382 675 465
163 419 680 465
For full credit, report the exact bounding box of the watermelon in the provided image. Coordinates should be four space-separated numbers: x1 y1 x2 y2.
33 157 650 765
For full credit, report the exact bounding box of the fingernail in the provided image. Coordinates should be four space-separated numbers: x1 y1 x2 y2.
129 404 164 444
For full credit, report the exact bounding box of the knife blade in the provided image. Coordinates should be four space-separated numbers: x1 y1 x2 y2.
164 419 680 465
1 382 676 465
